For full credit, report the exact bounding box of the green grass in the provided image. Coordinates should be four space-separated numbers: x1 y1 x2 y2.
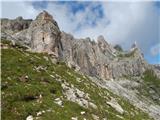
114 45 123 52
143 69 160 85
117 49 136 58
1 40 153 120
137 69 160 105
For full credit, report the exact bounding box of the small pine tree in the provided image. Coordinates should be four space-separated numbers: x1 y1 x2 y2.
114 44 123 52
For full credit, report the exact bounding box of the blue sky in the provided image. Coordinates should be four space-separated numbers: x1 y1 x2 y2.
1 1 160 64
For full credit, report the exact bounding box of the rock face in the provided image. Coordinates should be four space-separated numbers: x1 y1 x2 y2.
1 17 32 45
0 11 157 80
108 48 147 79
106 98 124 114
62 83 97 109
1 11 63 58
1 17 32 34
28 11 62 56
61 32 116 79
61 31 148 80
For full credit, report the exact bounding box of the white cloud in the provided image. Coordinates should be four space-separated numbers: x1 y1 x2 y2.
41 2 159 54
1 1 159 63
100 2 159 53
1 1 39 19
151 43 160 56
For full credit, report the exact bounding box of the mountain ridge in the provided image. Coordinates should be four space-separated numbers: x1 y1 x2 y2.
1 10 154 80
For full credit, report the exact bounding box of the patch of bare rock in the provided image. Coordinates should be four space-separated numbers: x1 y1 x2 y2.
62 82 97 109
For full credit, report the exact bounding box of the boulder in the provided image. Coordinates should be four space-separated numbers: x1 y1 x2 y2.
106 98 124 114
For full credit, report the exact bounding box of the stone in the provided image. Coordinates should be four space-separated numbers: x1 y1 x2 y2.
34 65 47 72
89 102 97 109
42 110 45 113
19 75 29 82
26 115 33 120
39 94 42 99
50 74 55 78
54 98 63 106
80 111 85 115
92 114 99 120
25 75 29 79
71 117 78 120
37 111 42 116
106 98 124 114
62 83 92 108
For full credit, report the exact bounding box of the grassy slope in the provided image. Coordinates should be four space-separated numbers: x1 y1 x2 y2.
137 69 160 105
1 40 152 120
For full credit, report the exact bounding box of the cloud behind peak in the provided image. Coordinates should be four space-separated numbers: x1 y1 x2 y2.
1 1 159 64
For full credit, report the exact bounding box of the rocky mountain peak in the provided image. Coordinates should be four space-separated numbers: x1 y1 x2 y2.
15 16 23 21
130 41 138 51
129 41 144 59
6 11 63 58
1 17 32 34
30 10 59 28
97 35 108 46
36 10 53 22
0 11 152 80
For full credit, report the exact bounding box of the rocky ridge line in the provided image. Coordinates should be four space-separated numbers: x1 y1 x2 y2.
1 10 152 80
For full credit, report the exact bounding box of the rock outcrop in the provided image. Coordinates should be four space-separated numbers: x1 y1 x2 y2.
1 11 63 58
61 31 148 79
61 32 116 79
1 11 158 80
28 11 62 56
1 17 32 34
62 83 97 109
106 98 124 114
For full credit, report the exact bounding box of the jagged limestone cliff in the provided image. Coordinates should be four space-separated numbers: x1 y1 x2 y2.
1 11 152 80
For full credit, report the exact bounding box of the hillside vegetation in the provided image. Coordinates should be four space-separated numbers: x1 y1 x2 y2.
1 40 153 120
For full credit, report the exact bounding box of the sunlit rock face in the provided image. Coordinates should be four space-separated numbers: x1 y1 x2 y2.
29 11 63 57
7 11 63 58
1 11 150 80
60 33 115 79
60 31 148 80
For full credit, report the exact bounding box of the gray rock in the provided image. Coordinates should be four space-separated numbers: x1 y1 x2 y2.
54 98 63 106
106 98 124 114
92 114 99 120
1 17 32 34
62 83 97 109
26 115 33 120
3 11 63 59
104 80 160 120
71 117 78 120
1 11 153 80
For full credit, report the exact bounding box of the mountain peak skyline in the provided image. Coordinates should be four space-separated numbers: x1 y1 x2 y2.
1 1 160 64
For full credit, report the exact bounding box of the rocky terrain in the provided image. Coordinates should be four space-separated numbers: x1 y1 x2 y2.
1 11 160 120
